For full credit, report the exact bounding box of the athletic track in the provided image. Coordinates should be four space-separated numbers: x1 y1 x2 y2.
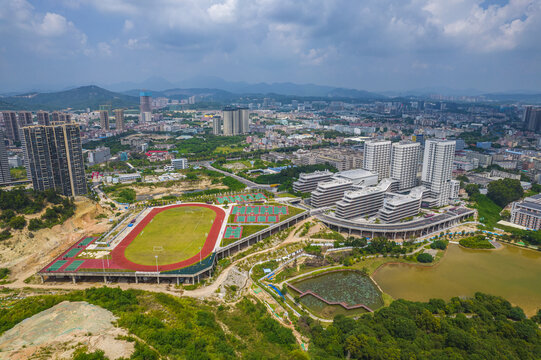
110 203 225 272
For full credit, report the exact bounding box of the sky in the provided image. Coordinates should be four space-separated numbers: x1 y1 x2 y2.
1 0 541 93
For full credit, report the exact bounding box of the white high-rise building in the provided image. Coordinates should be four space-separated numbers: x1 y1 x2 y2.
363 140 391 181
421 139 458 207
391 142 420 190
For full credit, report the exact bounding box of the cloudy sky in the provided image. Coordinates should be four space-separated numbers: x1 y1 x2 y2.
1 0 540 93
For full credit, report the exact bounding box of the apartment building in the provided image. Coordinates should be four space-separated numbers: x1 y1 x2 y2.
378 187 424 223
510 194 541 230
310 179 353 208
390 141 420 190
292 170 334 193
22 123 87 196
363 140 391 181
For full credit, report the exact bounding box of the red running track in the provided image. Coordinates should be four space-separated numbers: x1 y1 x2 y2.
110 203 225 272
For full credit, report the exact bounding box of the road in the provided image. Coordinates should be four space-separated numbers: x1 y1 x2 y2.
201 161 273 190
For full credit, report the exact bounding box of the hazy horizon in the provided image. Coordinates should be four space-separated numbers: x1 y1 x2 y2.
1 0 541 93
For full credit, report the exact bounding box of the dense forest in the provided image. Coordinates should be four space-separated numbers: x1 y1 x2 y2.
304 293 541 359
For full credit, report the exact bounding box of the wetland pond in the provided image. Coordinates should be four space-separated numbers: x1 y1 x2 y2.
373 243 541 316
289 270 384 319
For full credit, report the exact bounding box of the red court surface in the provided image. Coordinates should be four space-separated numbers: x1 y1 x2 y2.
110 203 225 272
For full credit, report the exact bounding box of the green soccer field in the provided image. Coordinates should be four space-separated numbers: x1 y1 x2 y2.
124 206 216 266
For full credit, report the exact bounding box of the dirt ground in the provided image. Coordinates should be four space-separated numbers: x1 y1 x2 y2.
222 162 247 171
0 301 134 360
133 178 227 197
0 198 110 282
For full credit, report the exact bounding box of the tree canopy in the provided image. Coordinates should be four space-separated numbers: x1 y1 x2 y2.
304 293 541 359
487 178 524 207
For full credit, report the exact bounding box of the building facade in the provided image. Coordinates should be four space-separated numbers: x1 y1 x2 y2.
140 91 152 113
292 170 333 193
114 109 125 131
2 111 20 143
17 111 33 126
510 194 541 230
310 179 353 208
363 140 391 181
0 130 11 184
390 141 420 190
22 123 87 196
421 139 458 207
99 110 109 130
36 111 50 126
171 158 188 170
222 107 250 135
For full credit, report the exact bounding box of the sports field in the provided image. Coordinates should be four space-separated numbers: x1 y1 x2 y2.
124 206 216 266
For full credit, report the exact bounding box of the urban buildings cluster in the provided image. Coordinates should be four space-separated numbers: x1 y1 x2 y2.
293 138 460 223
213 107 251 135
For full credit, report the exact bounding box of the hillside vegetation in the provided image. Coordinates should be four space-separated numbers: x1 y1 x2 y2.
0 288 300 359
304 293 541 359
1 85 138 110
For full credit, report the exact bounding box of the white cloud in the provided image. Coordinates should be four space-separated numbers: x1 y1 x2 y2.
97 42 112 56
0 0 89 56
208 0 237 23
423 0 540 51
123 19 134 32
38 12 70 37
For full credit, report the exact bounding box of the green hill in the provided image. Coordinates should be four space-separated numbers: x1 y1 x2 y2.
0 85 138 111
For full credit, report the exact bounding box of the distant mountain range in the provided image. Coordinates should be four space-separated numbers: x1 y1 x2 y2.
108 75 386 99
1 80 541 111
0 86 139 111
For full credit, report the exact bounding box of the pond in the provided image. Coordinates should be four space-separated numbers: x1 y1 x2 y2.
373 244 541 316
289 270 384 319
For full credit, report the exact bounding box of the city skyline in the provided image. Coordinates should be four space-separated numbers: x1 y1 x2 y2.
1 0 541 93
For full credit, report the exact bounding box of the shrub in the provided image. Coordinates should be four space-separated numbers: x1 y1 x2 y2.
9 216 26 229
417 253 434 263
459 235 494 249
0 230 11 241
430 240 448 250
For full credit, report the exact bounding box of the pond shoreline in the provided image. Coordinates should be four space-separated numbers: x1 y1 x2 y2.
372 243 541 317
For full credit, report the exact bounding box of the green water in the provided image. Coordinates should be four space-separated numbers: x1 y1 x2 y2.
373 244 541 316
291 270 383 318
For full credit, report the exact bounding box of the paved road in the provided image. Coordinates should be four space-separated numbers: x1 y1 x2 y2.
201 161 273 190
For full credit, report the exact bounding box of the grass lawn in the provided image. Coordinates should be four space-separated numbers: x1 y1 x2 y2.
124 206 216 266
473 194 502 229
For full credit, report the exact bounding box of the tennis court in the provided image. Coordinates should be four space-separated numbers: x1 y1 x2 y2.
64 260 85 272
232 205 288 216
64 248 81 258
216 193 266 204
224 226 243 239
79 237 94 246
234 214 280 223
47 260 67 272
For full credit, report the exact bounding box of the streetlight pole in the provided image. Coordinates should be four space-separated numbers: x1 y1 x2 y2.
155 255 159 283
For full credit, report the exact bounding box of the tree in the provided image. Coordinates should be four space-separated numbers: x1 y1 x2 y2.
487 178 524 207
465 183 480 197
430 240 448 250
417 253 433 263
9 216 26 229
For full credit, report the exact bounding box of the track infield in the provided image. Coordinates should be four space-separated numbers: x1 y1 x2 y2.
112 204 225 271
